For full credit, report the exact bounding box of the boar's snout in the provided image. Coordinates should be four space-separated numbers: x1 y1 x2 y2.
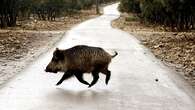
45 67 49 72
45 66 58 73
45 66 50 72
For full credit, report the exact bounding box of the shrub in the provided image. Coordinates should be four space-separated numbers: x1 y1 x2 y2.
0 0 117 28
119 0 141 13
120 0 195 31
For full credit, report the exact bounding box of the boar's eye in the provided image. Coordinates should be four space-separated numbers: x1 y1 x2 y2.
52 55 59 62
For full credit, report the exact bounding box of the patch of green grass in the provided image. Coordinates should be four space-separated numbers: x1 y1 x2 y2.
125 15 139 22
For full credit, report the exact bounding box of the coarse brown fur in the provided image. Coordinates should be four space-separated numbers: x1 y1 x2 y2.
45 45 118 87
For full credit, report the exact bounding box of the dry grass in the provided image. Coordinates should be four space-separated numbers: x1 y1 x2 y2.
112 13 195 86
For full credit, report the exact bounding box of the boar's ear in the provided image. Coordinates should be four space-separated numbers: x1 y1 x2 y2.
55 48 61 54
55 48 60 55
54 48 59 55
55 49 64 60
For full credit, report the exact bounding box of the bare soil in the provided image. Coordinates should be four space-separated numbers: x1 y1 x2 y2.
0 8 98 85
112 13 195 87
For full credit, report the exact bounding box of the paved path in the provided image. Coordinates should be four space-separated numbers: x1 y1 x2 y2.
0 3 195 110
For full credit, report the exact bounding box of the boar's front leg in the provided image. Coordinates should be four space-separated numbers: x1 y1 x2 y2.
56 72 73 86
74 72 90 86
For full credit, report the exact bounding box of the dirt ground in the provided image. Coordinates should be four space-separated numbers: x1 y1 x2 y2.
0 8 98 85
112 13 195 87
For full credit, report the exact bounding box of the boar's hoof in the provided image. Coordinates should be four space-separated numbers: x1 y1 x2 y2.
88 84 93 88
56 82 62 86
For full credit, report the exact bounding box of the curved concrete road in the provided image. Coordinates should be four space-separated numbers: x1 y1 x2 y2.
0 3 195 110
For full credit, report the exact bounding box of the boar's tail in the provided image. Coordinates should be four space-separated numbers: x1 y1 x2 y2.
111 51 118 58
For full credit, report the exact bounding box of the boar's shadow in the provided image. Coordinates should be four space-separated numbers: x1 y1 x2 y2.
47 88 110 105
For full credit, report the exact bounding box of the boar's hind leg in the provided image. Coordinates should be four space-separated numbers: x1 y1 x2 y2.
74 72 90 86
101 69 111 85
56 72 73 86
105 70 111 85
88 71 99 88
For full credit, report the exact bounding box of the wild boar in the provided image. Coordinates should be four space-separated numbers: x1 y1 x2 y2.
45 45 118 87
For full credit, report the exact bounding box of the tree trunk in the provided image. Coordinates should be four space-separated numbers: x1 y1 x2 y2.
96 0 100 14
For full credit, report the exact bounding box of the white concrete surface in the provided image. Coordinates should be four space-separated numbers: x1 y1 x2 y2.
0 3 195 110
